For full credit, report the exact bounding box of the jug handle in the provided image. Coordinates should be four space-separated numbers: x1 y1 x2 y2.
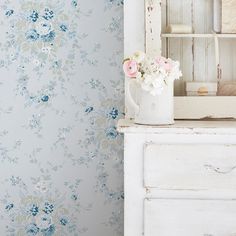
126 79 139 114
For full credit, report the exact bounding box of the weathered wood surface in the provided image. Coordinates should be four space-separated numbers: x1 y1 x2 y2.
124 0 145 118
222 0 236 33
145 0 162 56
145 198 236 236
117 119 236 134
122 122 236 236
174 96 236 119
125 0 236 119
144 143 236 190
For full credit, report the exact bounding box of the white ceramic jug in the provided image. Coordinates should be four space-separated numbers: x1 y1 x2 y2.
127 80 174 125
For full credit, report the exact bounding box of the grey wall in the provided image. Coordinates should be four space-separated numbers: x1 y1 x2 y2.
0 0 124 235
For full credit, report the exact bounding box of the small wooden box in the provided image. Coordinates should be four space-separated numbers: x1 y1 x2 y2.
222 0 236 33
186 82 218 96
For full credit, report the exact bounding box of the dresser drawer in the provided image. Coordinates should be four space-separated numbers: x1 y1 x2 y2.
144 143 236 190
144 198 236 236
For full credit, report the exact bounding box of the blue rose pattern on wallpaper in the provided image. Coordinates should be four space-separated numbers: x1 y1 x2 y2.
0 0 123 235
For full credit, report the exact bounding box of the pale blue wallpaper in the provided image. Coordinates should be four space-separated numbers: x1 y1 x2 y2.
0 0 124 235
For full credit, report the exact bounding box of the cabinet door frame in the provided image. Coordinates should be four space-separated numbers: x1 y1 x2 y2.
124 0 236 119
124 0 145 118
124 0 161 118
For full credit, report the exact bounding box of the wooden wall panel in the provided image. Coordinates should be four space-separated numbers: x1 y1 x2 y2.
194 0 209 82
233 40 236 81
162 0 220 94
205 0 217 82
161 0 167 57
146 0 162 56
164 0 193 95
220 39 234 81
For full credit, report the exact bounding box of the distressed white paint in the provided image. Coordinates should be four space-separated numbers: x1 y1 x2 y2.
145 0 162 56
117 119 236 134
124 0 145 118
145 198 236 236
166 0 193 95
144 143 236 190
162 0 216 85
125 0 236 119
222 0 236 33
162 33 236 38
118 119 236 236
213 0 221 32
174 96 236 119
160 0 236 118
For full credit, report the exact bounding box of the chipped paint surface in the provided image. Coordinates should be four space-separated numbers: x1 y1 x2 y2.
117 119 236 135
145 0 161 56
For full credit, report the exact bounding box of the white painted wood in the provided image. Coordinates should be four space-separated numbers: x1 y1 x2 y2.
124 0 145 57
161 0 167 57
222 0 236 33
193 0 207 83
144 143 236 190
214 35 221 82
123 2 236 233
125 0 236 119
163 33 214 38
124 134 146 236
166 0 193 96
161 0 236 118
144 198 236 236
162 33 236 38
217 34 236 38
213 0 221 32
124 0 145 118
174 96 236 119
220 39 234 82
145 0 162 56
117 119 236 134
118 119 236 236
206 0 216 83
146 188 236 199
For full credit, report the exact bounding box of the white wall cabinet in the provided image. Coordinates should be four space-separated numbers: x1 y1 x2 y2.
117 119 236 236
125 0 236 119
123 0 236 234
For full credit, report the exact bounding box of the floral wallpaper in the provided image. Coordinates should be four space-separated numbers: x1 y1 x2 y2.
0 0 124 235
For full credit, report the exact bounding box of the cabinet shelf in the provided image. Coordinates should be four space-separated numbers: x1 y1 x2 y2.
161 33 236 38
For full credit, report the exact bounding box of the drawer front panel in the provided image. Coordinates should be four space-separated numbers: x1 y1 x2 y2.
144 198 236 236
144 143 236 190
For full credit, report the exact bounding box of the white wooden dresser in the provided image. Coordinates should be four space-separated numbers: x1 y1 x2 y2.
117 119 236 236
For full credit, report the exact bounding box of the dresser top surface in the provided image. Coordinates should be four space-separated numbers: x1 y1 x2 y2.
117 119 236 134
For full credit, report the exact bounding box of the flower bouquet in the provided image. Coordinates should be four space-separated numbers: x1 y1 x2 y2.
123 52 182 125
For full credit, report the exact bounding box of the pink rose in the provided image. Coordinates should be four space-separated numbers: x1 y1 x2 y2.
156 56 173 72
123 60 138 78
